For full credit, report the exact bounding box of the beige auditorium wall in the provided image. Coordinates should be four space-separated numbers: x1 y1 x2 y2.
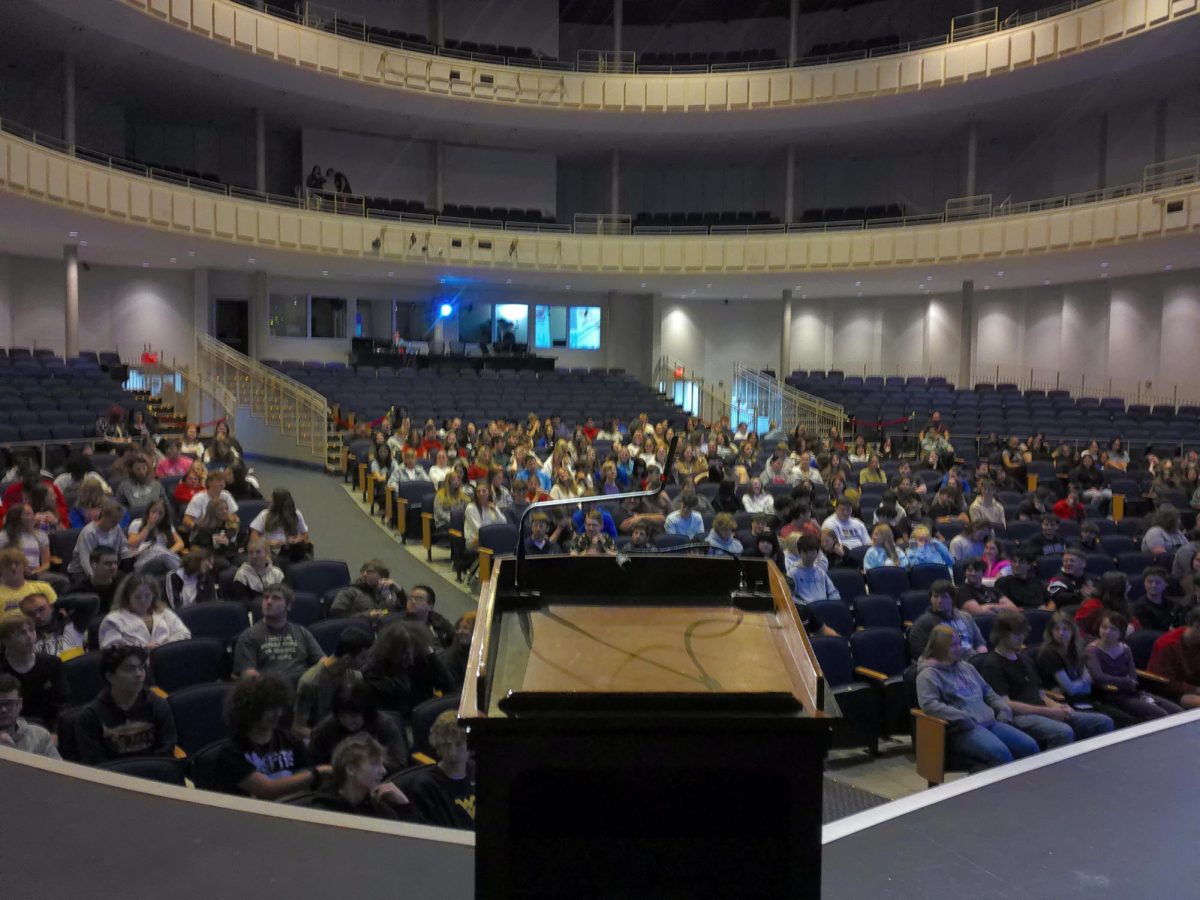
654 296 786 392
0 252 195 364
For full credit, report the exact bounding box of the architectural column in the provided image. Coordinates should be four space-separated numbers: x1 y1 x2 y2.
1154 98 1168 163
964 119 978 197
1096 112 1109 190
783 145 796 225
432 140 445 212
0 254 12 348
62 54 76 147
250 270 268 361
254 108 266 194
959 280 974 389
64 244 79 359
428 0 443 46
788 0 800 65
613 0 623 57
780 290 793 380
603 291 616 368
609 149 620 219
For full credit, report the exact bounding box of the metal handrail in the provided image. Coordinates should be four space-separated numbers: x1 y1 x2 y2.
733 364 845 438
194 334 330 462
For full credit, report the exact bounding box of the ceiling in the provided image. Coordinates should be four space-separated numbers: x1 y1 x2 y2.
1 187 1196 303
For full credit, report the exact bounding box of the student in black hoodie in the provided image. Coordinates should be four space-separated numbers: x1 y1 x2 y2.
74 644 175 765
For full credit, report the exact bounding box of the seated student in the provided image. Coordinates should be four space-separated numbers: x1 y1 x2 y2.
968 478 1006 528
522 512 558 556
905 525 954 577
182 471 239 533
293 627 374 741
705 512 743 556
790 534 840 604
948 520 990 563
19 592 84 660
1027 515 1067 557
570 504 618 540
1045 546 1087 611
69 547 123 616
1052 486 1086 522
1142 506 1189 562
165 550 218 609
975 611 1113 748
664 496 704 540
187 497 241 572
74 644 176 765
68 500 131 578
362 621 450 717
1131 566 1185 632
99 573 191 650
820 498 870 551
1036 612 1135 728
0 611 69 727
996 551 1052 611
207 674 328 799
330 560 406 619
1074 571 1131 642
741 477 775 515
249 489 312 566
616 496 664 536
0 672 60 759
233 584 324 686
0 548 58 613
955 559 1019 616
863 523 907 571
1078 520 1103 555
404 584 455 649
308 733 415 819
225 462 262 502
127 498 186 568
625 521 657 553
437 612 476 693
114 453 165 521
388 447 432 489
1147 606 1200 709
570 509 619 556
1084 611 1182 722
916 624 1038 770
907 580 988 661
0 503 53 582
309 680 408 772
155 440 193 479
398 710 476 830
230 538 286 608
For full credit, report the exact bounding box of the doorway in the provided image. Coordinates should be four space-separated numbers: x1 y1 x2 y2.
214 298 249 356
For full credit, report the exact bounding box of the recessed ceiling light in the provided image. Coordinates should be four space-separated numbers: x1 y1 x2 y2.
68 231 78 238
1165 265 1174 271
925 275 933 281
1043 279 1051 285
800 294 807 299
1100 261 1109 268
854 281 862 287
997 271 1005 276
565 284 572 290
387 271 394 277
248 258 256 264
142 262 149 268
505 278 512 284
187 250 196 257
169 257 177 263
79 240 88 247
983 285 991 290
321 270 329 276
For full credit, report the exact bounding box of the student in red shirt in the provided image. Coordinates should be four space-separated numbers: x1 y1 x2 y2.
1052 486 1086 522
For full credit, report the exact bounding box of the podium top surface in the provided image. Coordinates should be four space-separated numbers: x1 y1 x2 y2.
461 555 830 720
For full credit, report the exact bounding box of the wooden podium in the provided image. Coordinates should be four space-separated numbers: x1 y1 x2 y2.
460 552 838 900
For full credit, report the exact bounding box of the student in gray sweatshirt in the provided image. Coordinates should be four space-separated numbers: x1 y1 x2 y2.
915 624 1038 771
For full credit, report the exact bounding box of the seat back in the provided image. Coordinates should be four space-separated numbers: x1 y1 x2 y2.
865 567 909 597
850 627 908 677
97 755 187 785
828 569 865 600
809 634 856 687
1127 628 1164 669
807 599 854 637
409 693 460 760
178 602 250 646
63 651 105 706
1022 609 1052 647
852 595 901 630
166 682 235 756
288 560 352 598
907 564 948 591
478 523 519 555
308 617 372 656
149 638 228 693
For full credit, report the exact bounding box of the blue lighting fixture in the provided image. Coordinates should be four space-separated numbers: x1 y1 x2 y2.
439 302 454 318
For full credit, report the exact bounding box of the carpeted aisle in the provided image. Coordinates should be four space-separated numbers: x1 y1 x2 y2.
249 460 475 622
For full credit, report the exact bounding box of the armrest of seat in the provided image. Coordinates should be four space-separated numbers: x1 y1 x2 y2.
340 444 350 477
384 484 395 527
421 512 434 560
357 463 368 498
411 751 436 766
479 547 494 583
150 686 169 699
368 474 385 514
854 666 890 683
912 708 949 787
1137 669 1177 697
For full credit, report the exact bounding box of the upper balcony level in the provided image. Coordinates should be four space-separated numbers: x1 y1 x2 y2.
25 0 1200 146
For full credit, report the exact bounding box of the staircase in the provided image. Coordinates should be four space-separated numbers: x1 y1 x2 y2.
732 364 846 437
